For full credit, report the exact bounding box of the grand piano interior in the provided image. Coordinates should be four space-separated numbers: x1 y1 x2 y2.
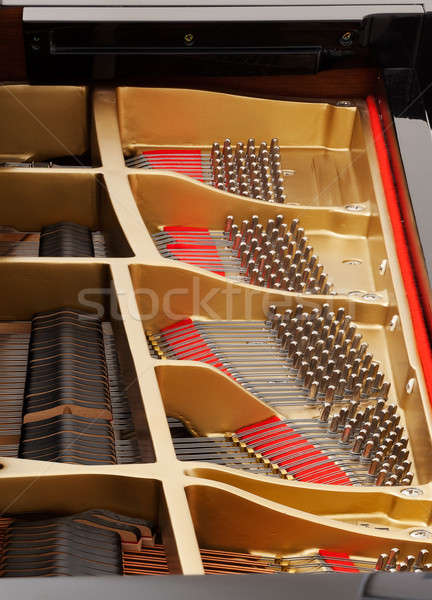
0 2 432 593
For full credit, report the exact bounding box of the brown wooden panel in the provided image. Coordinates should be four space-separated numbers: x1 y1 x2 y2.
122 68 379 100
0 8 26 82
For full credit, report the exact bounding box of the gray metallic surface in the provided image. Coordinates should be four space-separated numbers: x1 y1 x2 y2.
1 0 424 5
0 573 431 600
20 3 422 23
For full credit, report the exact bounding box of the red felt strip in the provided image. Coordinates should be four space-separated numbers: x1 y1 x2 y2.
146 153 201 156
161 330 212 350
236 416 352 485
367 96 432 407
237 415 281 432
315 471 352 486
143 149 205 181
163 226 210 233
167 244 219 251
161 325 196 339
158 320 231 374
161 318 193 332
170 253 223 261
168 339 210 354
170 255 222 261
319 550 359 573
162 337 209 354
163 228 226 276
159 327 200 344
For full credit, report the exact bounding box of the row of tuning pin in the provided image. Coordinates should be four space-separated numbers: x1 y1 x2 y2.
376 548 431 571
318 399 412 486
211 138 286 202
266 304 412 486
266 303 390 403
231 400 409 486
225 214 332 294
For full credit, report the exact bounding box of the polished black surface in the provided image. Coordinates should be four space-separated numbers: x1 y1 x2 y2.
383 68 432 325
23 13 422 83
24 19 365 81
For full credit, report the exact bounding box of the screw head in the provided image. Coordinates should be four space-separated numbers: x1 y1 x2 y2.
379 259 387 275
343 259 362 266
389 315 399 332
345 204 365 212
339 31 353 47
184 33 195 45
362 293 381 302
400 487 423 497
406 378 416 394
409 529 432 539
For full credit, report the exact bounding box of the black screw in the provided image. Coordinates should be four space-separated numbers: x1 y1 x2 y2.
184 33 195 46
339 31 353 47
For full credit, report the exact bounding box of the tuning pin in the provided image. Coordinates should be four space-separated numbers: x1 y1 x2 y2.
375 554 389 571
319 402 332 424
328 415 340 435
236 141 244 153
270 138 279 151
386 548 400 569
229 223 238 241
406 555 416 571
247 138 255 154
415 549 429 569
401 472 414 485
351 435 365 456
224 215 234 233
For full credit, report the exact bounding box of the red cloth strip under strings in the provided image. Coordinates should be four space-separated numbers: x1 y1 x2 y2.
142 149 205 182
160 320 232 377
318 550 360 573
367 97 432 407
164 226 209 233
236 416 353 485
163 226 226 276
